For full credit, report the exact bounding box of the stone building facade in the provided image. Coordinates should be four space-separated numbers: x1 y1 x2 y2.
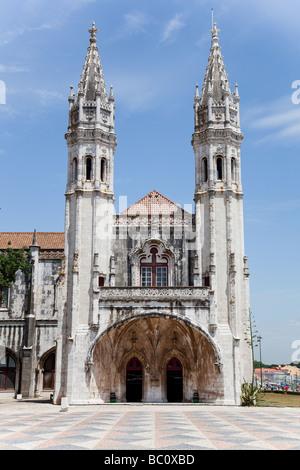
0 22 252 405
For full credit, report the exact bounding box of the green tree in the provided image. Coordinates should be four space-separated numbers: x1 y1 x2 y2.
0 242 31 302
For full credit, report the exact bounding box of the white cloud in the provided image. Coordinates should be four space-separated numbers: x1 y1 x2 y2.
245 198 300 227
0 22 62 46
245 95 300 145
0 0 96 45
0 103 18 118
122 11 151 35
161 13 186 43
35 89 65 106
112 72 157 112
0 64 29 73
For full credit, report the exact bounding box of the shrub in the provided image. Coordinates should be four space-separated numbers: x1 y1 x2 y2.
241 381 259 406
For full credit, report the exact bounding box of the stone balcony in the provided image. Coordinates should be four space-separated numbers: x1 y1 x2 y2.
98 286 210 302
96 286 216 332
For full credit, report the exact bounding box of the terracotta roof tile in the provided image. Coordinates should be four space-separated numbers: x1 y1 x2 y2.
121 190 190 216
0 232 65 250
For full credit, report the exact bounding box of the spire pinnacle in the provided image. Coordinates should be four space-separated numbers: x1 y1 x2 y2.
210 22 220 47
109 85 115 101
199 21 228 104
89 22 98 44
211 22 220 39
74 23 107 102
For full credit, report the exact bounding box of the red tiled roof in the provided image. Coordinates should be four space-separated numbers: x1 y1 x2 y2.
121 190 190 216
0 232 65 250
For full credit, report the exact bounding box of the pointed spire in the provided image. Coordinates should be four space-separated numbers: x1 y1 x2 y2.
109 85 114 102
68 85 75 102
33 229 37 245
77 22 108 103
234 83 240 101
200 22 232 105
31 229 39 247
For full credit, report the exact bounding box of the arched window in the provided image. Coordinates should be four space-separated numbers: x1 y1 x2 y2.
86 157 92 180
101 158 106 182
216 157 223 180
0 352 16 390
72 157 78 182
202 157 208 182
231 157 236 182
43 353 55 390
0 287 9 308
140 247 168 287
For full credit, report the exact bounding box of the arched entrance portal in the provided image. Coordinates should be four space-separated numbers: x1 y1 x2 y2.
126 357 142 402
90 316 223 403
167 357 183 402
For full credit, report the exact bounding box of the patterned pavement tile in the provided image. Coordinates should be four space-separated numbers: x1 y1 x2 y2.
0 403 300 450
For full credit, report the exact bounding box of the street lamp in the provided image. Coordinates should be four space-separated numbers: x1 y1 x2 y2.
257 335 263 389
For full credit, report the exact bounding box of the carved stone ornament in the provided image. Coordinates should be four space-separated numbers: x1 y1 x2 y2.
98 286 210 302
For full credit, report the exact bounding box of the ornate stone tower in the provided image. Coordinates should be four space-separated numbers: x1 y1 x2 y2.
54 23 117 403
192 23 252 402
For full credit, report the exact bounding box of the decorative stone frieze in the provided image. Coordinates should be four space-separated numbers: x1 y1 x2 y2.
97 286 210 303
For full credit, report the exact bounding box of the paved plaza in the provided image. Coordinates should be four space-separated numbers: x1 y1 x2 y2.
0 400 300 451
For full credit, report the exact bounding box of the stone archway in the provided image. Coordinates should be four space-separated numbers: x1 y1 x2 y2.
88 315 224 403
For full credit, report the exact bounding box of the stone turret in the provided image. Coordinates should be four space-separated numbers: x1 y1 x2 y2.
54 24 117 405
192 23 252 403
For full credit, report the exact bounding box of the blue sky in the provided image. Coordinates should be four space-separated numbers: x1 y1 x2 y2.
0 0 299 365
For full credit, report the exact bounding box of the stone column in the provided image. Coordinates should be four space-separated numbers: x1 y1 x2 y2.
20 235 39 398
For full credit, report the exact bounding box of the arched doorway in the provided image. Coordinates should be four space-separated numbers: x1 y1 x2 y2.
167 357 183 402
43 353 55 390
0 352 16 391
126 357 142 402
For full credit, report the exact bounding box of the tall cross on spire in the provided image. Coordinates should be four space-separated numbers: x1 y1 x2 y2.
89 22 98 44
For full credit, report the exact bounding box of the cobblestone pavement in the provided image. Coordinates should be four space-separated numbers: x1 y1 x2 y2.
0 400 300 450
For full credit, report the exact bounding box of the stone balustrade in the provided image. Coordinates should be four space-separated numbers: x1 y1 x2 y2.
97 286 210 303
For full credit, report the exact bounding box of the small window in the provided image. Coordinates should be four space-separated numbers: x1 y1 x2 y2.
72 157 78 182
98 276 105 287
86 157 92 180
202 276 210 287
216 157 223 180
101 158 106 182
0 287 8 308
231 158 236 182
141 267 152 287
202 158 208 182
156 267 167 287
